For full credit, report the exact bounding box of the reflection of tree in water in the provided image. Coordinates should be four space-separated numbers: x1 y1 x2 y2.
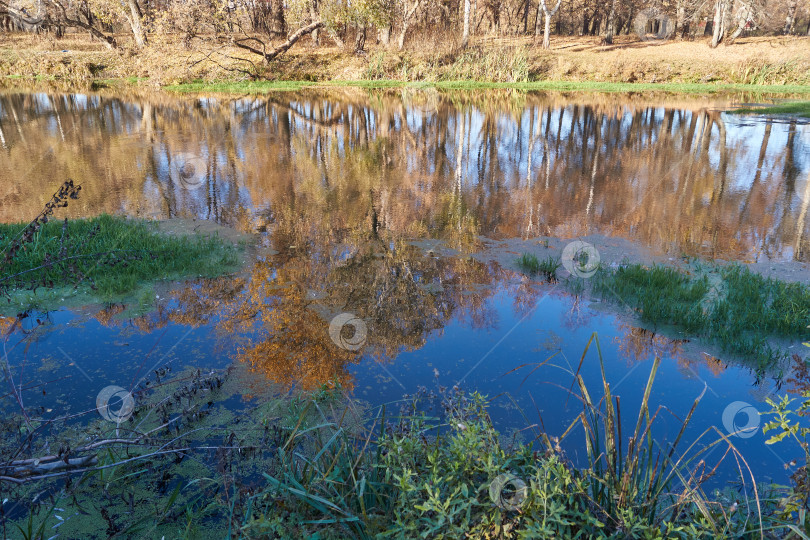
92 230 504 390
613 323 688 367
1 90 807 262
228 233 502 390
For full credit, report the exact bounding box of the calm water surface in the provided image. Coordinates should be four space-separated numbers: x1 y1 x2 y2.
1 88 809 486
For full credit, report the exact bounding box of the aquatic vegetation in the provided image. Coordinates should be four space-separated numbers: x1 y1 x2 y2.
517 253 561 282
1 332 803 538
243 339 780 538
0 214 241 305
594 263 710 333
593 263 810 367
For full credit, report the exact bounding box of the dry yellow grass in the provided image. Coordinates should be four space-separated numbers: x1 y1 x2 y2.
0 31 808 86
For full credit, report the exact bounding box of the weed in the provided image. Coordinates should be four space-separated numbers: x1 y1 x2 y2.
593 263 810 368
517 253 561 282
0 214 241 304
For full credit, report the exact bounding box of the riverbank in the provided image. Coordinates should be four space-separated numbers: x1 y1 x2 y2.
1 33 809 92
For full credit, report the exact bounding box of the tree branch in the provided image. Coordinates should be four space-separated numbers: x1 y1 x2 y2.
231 20 324 63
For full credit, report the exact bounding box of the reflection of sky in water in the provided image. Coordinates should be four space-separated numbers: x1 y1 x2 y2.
349 285 793 486
5 279 793 487
1 91 809 262
2 91 808 492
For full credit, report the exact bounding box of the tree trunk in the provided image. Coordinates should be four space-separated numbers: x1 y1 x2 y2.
603 0 616 44
398 0 423 50
270 0 286 37
537 0 561 48
727 3 749 44
461 0 471 47
710 0 726 48
379 25 391 45
127 0 147 47
784 0 797 34
675 0 686 37
397 20 409 49
534 1 542 35
309 0 320 45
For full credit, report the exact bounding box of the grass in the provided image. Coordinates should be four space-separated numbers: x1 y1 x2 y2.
0 214 242 304
729 100 810 118
164 79 810 95
517 253 561 281
593 263 810 369
163 79 320 93
245 338 779 537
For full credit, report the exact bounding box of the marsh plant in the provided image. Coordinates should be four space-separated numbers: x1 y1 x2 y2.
591 263 810 371
517 253 561 282
0 182 240 308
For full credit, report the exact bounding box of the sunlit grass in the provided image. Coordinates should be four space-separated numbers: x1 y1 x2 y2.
594 263 810 367
165 79 810 95
0 214 241 300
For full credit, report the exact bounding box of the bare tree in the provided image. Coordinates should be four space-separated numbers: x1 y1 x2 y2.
398 0 425 50
535 0 562 48
461 0 471 46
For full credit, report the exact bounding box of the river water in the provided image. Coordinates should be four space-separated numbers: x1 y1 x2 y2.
1 88 809 488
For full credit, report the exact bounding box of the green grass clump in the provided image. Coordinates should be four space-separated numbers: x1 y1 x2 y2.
165 79 319 93
517 253 561 281
594 264 709 333
729 101 810 118
0 214 241 302
710 265 810 362
594 263 810 367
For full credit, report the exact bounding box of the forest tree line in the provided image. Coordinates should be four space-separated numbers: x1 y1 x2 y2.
0 0 808 60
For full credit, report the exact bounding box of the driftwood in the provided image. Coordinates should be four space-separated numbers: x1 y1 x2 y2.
4 455 98 478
